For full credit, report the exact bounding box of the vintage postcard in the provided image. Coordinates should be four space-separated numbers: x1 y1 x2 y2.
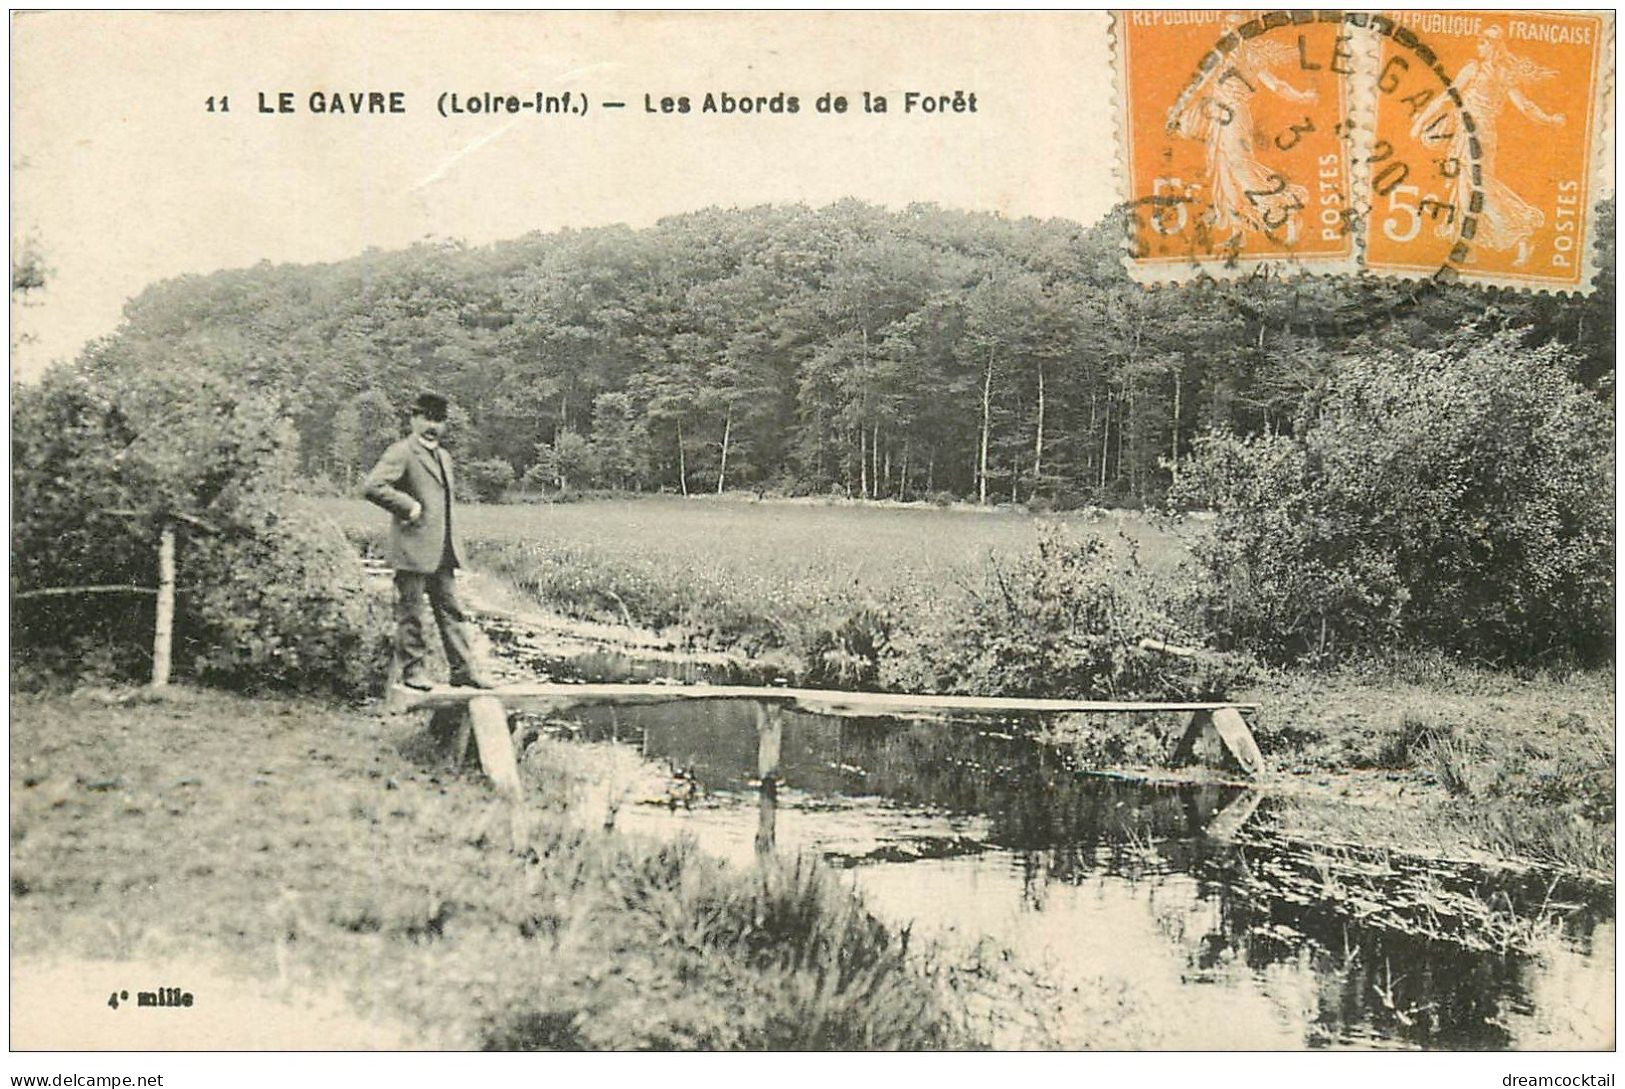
9 9 1616 1078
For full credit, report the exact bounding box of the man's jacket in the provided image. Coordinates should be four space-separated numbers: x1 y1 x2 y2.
362 438 466 573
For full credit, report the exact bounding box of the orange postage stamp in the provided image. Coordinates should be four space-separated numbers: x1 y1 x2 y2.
1116 10 1360 281
1114 10 1614 293
1364 10 1610 291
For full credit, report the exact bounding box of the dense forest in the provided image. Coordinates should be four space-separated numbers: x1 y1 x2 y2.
84 199 1615 505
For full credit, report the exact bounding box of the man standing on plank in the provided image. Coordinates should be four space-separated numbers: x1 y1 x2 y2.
363 391 494 690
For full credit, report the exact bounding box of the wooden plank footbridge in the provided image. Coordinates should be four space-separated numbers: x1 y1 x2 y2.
390 681 1265 852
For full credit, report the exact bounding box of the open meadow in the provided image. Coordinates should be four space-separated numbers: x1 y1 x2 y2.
318 493 1194 581
316 493 1197 666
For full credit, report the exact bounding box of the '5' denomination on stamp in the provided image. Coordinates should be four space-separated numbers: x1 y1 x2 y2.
1366 10 1610 292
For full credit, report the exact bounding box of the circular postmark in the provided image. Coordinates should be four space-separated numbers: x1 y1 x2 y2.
1119 10 1484 334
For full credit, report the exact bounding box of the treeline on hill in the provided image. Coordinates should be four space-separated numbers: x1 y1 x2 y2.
87 200 1614 507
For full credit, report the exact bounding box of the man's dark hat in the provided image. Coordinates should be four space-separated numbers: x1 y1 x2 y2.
411 392 449 421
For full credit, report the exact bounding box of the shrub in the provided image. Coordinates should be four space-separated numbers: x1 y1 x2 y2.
1172 329 1613 666
879 526 1252 700
12 360 389 698
518 462 553 494
460 457 516 503
551 432 600 490
293 472 348 498
802 604 896 690
181 495 391 698
1049 488 1094 512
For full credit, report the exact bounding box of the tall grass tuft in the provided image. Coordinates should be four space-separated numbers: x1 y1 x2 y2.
473 834 981 1051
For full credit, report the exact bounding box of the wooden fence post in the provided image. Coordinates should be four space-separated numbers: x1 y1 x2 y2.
150 524 176 690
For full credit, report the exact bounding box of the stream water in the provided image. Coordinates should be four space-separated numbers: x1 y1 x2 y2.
482 618 1615 1050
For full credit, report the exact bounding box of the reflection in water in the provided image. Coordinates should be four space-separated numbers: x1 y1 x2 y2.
503 643 1613 1050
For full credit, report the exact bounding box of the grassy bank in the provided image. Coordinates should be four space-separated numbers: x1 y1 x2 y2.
10 686 1000 1050
1246 659 1614 876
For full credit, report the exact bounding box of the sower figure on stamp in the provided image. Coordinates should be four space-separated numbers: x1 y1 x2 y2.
363 392 494 690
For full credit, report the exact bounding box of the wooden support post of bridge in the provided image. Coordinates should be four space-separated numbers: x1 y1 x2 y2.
396 689 525 848
755 703 784 858
1172 707 1266 777
468 695 522 802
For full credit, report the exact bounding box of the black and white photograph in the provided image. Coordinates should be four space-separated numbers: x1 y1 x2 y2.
8 8 1616 1074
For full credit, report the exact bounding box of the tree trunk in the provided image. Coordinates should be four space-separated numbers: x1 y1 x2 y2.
845 428 855 498
1086 390 1097 485
979 345 994 505
1099 397 1111 490
872 422 881 499
1170 368 1183 484
1032 360 1046 495
899 439 910 502
859 425 868 499
676 419 689 497
860 326 871 500
813 408 824 484
1118 388 1131 500
716 407 732 494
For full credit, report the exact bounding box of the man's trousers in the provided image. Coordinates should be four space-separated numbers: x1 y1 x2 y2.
393 567 477 683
